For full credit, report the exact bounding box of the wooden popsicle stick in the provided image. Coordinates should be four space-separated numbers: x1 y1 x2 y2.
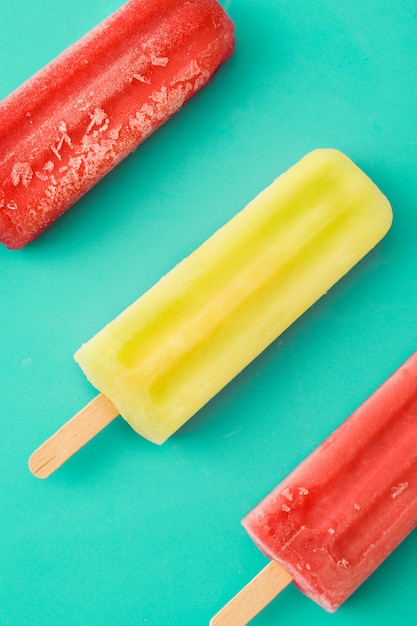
210 561 293 626
28 393 119 479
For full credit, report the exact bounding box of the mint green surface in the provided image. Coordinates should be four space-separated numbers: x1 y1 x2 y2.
1 1 416 624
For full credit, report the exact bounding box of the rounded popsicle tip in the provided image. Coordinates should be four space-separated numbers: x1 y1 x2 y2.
305 148 393 249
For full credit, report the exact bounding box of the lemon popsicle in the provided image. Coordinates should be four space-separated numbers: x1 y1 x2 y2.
0 0 235 249
211 351 417 624
29 149 392 477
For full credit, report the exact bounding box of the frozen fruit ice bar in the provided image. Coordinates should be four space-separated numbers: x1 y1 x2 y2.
242 350 417 613
0 0 235 248
74 149 392 445
29 148 392 478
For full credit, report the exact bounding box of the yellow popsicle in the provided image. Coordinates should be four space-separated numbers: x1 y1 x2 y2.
74 148 392 444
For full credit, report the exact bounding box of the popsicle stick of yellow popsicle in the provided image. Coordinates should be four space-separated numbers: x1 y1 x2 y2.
29 394 118 478
28 149 392 478
210 562 293 625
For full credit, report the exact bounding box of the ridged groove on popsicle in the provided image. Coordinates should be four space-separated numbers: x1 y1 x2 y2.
75 149 392 444
117 178 361 371
146 202 375 403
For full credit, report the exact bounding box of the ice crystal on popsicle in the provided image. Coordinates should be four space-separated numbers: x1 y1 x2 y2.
0 0 235 248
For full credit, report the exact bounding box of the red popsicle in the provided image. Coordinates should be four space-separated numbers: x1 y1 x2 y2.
212 350 417 623
0 0 235 249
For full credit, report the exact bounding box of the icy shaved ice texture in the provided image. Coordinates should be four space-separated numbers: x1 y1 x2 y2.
243 351 417 611
0 0 235 248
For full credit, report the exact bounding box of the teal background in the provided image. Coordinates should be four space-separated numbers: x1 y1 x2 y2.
1 1 416 624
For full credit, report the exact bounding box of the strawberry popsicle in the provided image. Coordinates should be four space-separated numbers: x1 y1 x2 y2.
211 351 417 623
29 149 392 478
0 0 235 249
